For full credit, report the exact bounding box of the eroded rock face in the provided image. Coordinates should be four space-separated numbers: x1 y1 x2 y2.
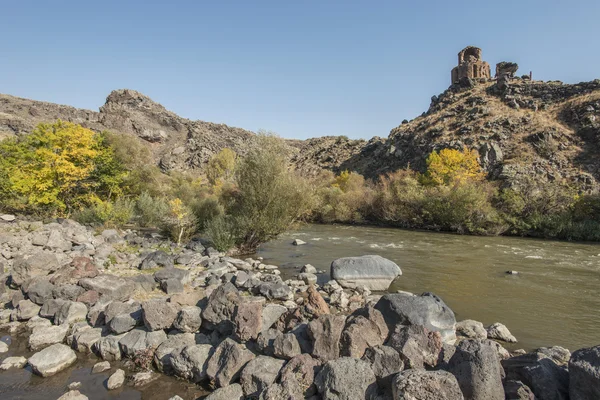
375 292 456 343
448 339 504 400
315 357 377 400
393 369 465 400
206 338 255 388
331 255 401 291
569 345 600 400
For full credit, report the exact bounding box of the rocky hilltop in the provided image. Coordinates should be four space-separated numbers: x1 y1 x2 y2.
3 76 600 190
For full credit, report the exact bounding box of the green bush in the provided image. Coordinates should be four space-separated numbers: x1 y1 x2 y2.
73 198 134 227
372 170 425 227
205 215 238 252
192 195 223 230
134 192 170 228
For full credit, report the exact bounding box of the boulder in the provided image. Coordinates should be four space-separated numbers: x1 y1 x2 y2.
448 339 504 400
154 267 191 285
257 329 282 357
86 299 110 327
280 353 322 397
262 303 288 331
393 370 464 400
153 332 197 373
171 344 214 383
15 299 41 320
240 355 286 398
26 278 55 305
456 319 487 340
131 371 158 387
487 322 517 343
55 302 88 325
315 357 377 400
258 382 303 400
258 282 291 300
331 255 401 291
118 328 168 358
109 308 143 334
72 327 104 353
78 274 134 301
53 284 85 302
50 257 99 285
308 314 346 361
340 306 388 358
139 250 173 270
173 306 202 333
502 347 570 400
233 297 264 341
375 292 456 343
204 383 244 400
28 343 77 377
362 345 403 394
94 334 126 361
504 380 535 400
206 337 255 388
40 298 68 319
142 298 178 331
273 333 302 360
106 368 125 390
11 252 60 286
387 324 443 369
161 278 184 294
202 282 240 335
569 345 600 400
29 324 69 351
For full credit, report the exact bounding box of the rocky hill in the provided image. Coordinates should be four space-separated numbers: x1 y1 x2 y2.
3 78 600 191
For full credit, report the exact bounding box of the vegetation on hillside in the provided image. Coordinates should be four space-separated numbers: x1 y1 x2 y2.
1 121 599 252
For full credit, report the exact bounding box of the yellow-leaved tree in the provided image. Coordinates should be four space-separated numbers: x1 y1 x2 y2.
206 148 237 187
0 120 126 214
423 147 485 185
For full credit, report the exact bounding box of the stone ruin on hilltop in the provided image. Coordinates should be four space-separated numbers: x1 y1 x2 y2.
451 46 491 84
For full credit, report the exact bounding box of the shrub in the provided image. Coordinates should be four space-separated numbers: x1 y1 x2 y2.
73 198 134 227
205 215 238 252
192 195 223 230
223 134 313 252
315 170 373 223
134 192 170 228
423 147 485 186
206 148 237 186
373 170 425 227
162 198 197 245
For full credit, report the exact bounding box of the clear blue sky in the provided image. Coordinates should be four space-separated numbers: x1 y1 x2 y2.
1 1 599 140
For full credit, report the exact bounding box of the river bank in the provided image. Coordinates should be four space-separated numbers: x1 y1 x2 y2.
1 216 599 399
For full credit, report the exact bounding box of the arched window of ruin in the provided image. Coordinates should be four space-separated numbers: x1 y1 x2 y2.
463 47 481 62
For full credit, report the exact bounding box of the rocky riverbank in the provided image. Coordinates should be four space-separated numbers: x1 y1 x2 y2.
0 216 599 399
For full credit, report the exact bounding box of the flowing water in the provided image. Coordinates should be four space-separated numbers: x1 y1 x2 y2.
255 224 600 352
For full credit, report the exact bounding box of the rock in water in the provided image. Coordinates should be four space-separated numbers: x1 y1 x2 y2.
330 255 401 291
375 291 456 343
28 343 77 377
393 370 464 400
569 345 600 400
487 322 517 343
106 369 125 390
57 390 88 400
315 357 377 400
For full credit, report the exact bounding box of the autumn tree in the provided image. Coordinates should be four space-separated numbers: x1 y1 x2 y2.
206 148 237 186
423 147 485 185
0 120 126 214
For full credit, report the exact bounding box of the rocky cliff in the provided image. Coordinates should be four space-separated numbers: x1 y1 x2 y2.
3 78 600 190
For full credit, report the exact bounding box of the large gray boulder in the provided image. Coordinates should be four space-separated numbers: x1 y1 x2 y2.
28 343 77 377
14 299 41 320
94 334 126 361
55 301 88 325
206 338 255 388
387 324 443 369
153 332 197 373
173 306 202 333
308 314 346 361
78 274 134 301
11 252 60 286
375 292 456 343
502 346 570 400
240 355 286 398
331 255 401 291
569 345 600 400
26 278 55 305
72 327 104 353
171 344 214 383
118 328 167 358
202 283 241 335
315 357 377 400
393 369 464 400
142 298 178 331
447 339 504 400
139 250 174 270
29 324 69 351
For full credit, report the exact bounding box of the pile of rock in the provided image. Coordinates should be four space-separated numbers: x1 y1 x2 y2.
1 218 599 399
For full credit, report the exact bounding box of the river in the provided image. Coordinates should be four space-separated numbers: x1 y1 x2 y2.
255 223 600 352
